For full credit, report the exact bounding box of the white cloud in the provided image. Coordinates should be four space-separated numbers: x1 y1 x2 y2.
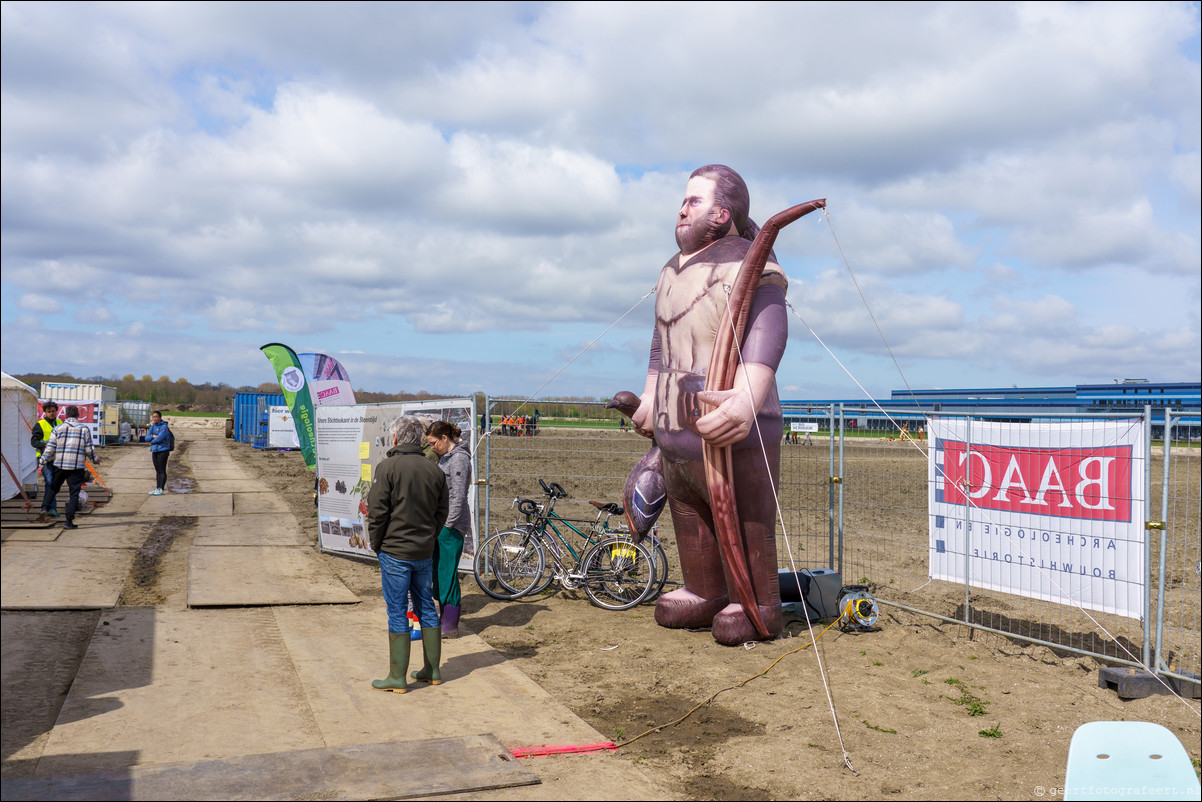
819 202 973 275
1 2 1197 395
74 306 117 325
15 293 62 314
1170 151 1202 208
438 134 621 234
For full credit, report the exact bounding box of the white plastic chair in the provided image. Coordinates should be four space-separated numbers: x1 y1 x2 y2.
1064 721 1200 801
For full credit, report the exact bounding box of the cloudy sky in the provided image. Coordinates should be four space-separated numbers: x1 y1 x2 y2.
2 1 1199 401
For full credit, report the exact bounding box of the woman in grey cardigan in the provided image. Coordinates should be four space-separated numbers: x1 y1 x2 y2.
425 420 472 637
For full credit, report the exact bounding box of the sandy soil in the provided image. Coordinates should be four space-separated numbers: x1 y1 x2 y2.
226 432 1202 801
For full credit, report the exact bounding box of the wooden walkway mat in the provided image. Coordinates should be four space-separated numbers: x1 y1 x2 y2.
0 734 539 801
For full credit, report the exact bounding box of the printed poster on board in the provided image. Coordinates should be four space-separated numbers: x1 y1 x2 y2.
39 401 102 446
928 417 1146 619
268 406 301 449
315 398 477 565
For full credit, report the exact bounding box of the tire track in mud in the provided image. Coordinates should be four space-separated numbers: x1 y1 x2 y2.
118 441 197 607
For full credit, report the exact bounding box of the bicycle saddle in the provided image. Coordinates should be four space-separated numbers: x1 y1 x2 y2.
589 500 625 516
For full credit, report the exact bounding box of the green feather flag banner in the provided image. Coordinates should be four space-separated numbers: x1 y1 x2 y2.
260 342 317 470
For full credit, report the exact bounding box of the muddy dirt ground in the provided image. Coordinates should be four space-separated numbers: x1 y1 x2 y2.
231 435 1201 801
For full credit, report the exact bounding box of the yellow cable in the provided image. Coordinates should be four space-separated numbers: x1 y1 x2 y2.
614 613 846 749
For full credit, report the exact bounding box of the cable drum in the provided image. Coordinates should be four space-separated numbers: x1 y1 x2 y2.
837 585 879 630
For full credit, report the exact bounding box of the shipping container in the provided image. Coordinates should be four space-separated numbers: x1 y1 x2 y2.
39 382 117 404
233 392 286 443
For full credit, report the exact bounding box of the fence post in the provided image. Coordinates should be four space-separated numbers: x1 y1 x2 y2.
485 397 494 537
836 404 846 574
1142 405 1153 669
1154 408 1172 673
828 404 835 570
963 416 974 626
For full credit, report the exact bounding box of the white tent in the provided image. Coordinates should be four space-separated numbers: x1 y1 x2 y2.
2 371 40 501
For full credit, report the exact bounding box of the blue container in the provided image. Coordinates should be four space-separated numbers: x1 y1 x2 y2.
233 392 285 444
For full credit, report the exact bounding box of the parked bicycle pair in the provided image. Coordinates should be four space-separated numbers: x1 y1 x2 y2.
473 479 669 611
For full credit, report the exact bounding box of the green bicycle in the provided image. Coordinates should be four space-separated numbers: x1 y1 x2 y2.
473 479 664 611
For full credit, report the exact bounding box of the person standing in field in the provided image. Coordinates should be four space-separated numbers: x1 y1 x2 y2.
143 411 173 495
31 401 60 521
425 420 472 638
367 416 448 693
38 405 98 531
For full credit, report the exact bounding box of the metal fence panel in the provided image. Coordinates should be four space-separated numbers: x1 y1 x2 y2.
482 399 663 540
478 398 1200 684
839 408 1155 673
1155 412 1200 682
776 405 839 574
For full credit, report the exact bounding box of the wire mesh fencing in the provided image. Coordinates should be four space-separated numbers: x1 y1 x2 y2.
480 399 655 539
838 409 1152 672
478 398 1199 685
1155 412 1200 683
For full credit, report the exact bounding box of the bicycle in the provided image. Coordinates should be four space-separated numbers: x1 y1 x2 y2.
519 480 670 604
473 479 661 610
522 480 670 600
538 479 672 599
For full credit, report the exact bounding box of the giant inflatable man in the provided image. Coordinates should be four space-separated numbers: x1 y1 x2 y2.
617 164 824 646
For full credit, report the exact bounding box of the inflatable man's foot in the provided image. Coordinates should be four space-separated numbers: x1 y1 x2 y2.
654 588 729 629
711 603 783 646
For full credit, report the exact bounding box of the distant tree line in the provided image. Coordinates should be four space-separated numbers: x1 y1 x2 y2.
16 372 264 409
16 373 608 412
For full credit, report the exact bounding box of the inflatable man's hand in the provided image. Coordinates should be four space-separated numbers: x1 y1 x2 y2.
695 363 775 448
630 392 655 440
695 388 753 447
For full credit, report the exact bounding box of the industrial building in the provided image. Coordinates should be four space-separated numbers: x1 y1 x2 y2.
782 380 1201 440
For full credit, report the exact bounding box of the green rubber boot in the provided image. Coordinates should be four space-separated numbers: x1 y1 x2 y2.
410 627 443 685
371 631 411 693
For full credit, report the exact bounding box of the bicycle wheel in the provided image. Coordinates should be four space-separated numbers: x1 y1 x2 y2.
646 538 670 598
522 532 559 596
581 537 655 611
605 530 669 598
473 529 545 600
493 529 549 598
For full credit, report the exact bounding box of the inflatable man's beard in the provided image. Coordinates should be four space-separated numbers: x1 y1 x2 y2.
676 208 730 254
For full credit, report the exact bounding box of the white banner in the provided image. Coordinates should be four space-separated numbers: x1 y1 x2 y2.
268 406 300 448
391 398 479 569
315 399 477 565
928 418 1146 619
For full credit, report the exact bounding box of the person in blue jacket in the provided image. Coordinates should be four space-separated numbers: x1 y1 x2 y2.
144 410 173 495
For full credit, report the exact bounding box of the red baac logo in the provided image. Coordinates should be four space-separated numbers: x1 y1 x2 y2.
938 441 1133 523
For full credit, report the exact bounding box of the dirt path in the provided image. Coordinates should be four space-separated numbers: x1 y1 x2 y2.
228 439 1201 800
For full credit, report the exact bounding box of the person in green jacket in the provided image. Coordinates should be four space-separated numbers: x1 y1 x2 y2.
366 415 448 693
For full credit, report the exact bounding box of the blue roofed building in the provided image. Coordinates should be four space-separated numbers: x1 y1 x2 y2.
782 380 1200 440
